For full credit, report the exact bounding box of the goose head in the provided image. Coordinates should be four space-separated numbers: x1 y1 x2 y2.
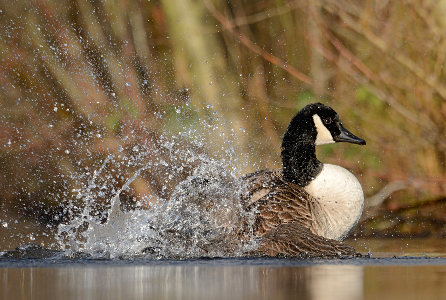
308 103 365 146
281 102 365 186
283 102 366 147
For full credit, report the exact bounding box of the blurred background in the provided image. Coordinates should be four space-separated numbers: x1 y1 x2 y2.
0 0 445 248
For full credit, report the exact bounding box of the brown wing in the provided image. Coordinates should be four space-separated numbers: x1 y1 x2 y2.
254 222 360 258
240 169 314 236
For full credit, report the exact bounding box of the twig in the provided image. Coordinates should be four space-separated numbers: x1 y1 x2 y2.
323 29 377 82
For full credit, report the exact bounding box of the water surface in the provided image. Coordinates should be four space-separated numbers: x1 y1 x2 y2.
1 256 445 300
1 238 445 300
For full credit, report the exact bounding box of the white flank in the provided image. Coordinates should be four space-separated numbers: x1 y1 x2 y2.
304 164 364 241
313 114 335 145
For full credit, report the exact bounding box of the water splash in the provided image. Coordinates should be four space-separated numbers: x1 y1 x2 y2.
56 123 258 259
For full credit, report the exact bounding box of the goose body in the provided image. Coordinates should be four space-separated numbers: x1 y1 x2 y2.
161 102 366 258
241 102 366 257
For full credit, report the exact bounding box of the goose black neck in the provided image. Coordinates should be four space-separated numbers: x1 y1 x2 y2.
281 117 323 187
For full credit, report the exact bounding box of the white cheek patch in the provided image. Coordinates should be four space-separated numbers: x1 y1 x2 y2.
313 115 335 145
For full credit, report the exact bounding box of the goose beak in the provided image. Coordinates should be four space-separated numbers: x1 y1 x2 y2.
335 124 366 145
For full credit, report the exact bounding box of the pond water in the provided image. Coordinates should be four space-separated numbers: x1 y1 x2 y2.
1 257 445 300
1 238 445 300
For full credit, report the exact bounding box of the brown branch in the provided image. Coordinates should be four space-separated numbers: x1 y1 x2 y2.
325 31 377 82
203 0 313 86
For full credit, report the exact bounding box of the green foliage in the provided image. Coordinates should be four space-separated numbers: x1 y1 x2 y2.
355 86 384 110
295 90 315 106
106 111 122 133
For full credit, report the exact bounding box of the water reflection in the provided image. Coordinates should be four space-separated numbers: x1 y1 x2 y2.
3 263 443 300
308 266 363 300
1 265 359 300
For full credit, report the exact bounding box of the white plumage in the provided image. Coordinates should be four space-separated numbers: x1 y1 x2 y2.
305 164 364 240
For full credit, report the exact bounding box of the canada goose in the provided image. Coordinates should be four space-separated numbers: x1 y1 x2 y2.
241 102 366 257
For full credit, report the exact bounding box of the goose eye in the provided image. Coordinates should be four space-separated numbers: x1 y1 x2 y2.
323 117 332 125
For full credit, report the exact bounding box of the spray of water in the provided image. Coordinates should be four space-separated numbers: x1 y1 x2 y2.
56 114 259 259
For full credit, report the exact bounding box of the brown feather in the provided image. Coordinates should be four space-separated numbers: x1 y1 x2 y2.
240 169 360 258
